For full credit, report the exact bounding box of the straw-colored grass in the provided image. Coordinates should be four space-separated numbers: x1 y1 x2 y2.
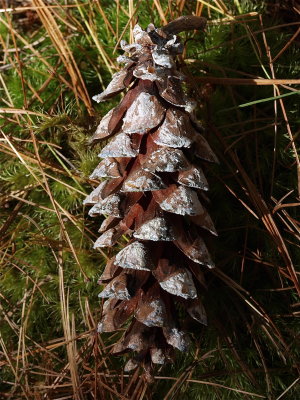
0 1 299 399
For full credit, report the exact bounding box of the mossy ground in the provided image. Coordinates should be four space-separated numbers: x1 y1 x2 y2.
0 1 299 399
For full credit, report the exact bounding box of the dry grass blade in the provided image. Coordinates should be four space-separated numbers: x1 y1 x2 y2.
153 0 168 24
59 265 83 400
0 107 49 117
31 0 93 115
271 26 300 63
276 377 300 400
194 77 300 85
159 376 267 398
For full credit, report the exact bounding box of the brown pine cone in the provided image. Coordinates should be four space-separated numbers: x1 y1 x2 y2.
84 16 218 372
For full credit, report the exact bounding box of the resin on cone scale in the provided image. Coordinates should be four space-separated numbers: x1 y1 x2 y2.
84 16 218 372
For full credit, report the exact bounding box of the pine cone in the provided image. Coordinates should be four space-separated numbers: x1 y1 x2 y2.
84 16 218 372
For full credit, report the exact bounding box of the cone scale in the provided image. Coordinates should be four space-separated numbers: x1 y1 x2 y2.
84 16 218 372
